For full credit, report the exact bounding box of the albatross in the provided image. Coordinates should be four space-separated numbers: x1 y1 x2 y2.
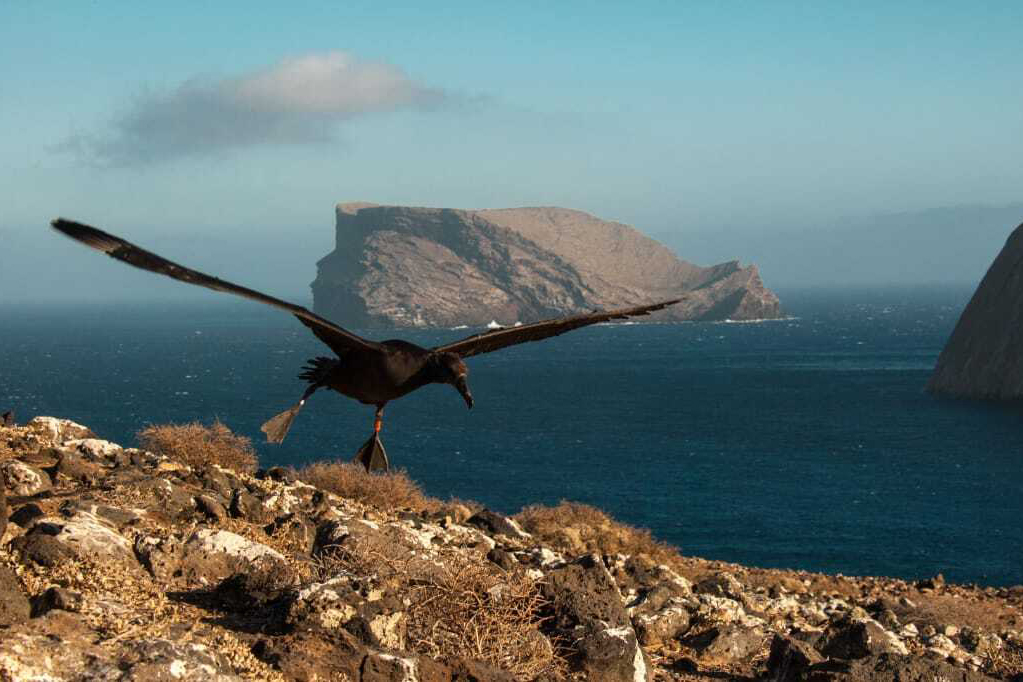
51 218 681 471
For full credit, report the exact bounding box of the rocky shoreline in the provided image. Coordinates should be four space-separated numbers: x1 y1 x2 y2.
1 416 1021 681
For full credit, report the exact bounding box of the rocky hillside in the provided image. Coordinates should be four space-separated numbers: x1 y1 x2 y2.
2 416 1022 681
312 203 781 327
928 221 1023 400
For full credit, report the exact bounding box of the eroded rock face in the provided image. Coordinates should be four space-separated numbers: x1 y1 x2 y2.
928 221 1023 399
313 203 781 327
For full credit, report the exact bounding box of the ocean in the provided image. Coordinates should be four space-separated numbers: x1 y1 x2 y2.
2 285 1022 587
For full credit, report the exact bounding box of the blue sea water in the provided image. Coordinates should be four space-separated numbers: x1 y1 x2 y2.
2 286 1022 587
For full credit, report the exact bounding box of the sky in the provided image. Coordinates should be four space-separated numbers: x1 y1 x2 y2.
2 2 1022 301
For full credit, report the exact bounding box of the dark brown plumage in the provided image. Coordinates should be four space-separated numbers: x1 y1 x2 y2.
51 218 682 471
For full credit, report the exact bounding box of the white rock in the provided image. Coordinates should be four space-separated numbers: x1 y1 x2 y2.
27 416 91 444
188 529 285 563
656 565 693 595
369 611 407 649
64 438 121 458
370 653 419 682
1 460 51 496
35 512 135 565
688 594 765 628
927 633 957 657
880 628 909 655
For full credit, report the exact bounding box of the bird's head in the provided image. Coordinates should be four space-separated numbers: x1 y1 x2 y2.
433 352 473 409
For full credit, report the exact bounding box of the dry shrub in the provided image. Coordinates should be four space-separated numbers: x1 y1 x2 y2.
407 557 563 679
137 420 257 474
318 538 565 680
515 500 679 564
295 460 440 514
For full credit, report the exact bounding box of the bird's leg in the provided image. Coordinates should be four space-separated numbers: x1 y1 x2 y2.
354 404 390 472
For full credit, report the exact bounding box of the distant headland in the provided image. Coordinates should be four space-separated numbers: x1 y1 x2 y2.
312 203 781 328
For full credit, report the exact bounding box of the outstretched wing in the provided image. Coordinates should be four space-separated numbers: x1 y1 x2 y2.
50 218 379 355
433 299 682 359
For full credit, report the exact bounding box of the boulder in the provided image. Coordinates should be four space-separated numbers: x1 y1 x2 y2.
116 638 242 681
135 535 184 582
230 488 271 523
30 586 84 617
632 597 691 646
264 513 317 555
486 547 518 571
466 509 530 540
362 652 421 682
179 529 288 586
196 494 229 524
683 624 765 664
1 460 51 496
30 510 138 568
806 653 999 681
542 555 651 681
26 416 94 444
10 532 74 567
0 565 30 626
54 449 105 484
254 628 367 681
137 477 197 520
63 437 122 460
60 499 142 529
817 616 907 660
694 572 745 601
766 633 825 682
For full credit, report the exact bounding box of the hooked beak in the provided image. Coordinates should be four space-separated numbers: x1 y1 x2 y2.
455 375 474 409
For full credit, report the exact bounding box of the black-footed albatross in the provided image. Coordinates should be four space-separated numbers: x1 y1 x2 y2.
51 218 681 471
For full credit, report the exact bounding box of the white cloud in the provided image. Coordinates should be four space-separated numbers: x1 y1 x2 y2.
75 51 445 165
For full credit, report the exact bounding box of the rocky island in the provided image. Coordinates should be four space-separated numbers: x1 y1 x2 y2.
928 221 1023 400
2 415 1022 681
312 204 781 327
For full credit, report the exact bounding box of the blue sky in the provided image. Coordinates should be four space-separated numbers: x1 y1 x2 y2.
2 2 1022 299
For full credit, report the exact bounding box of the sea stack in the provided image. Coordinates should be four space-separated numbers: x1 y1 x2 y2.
312 203 781 327
928 221 1023 399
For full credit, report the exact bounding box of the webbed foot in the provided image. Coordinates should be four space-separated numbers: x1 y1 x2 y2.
353 432 389 472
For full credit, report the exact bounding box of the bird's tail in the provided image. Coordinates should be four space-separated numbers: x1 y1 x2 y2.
299 356 337 384
261 383 318 444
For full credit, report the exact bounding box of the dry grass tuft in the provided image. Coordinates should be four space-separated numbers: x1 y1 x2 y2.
318 539 565 680
407 556 562 679
515 500 679 564
295 460 440 514
137 420 258 474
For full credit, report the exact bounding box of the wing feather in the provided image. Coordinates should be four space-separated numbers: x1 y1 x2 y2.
50 218 379 355
434 299 682 358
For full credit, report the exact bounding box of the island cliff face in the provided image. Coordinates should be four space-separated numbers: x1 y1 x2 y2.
312 203 781 327
928 222 1023 400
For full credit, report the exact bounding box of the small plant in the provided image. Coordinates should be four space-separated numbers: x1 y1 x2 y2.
316 535 565 680
515 500 677 563
137 419 258 473
294 460 439 514
406 554 563 679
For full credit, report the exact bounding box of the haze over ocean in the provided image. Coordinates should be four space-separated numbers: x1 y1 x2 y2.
4 285 1021 586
